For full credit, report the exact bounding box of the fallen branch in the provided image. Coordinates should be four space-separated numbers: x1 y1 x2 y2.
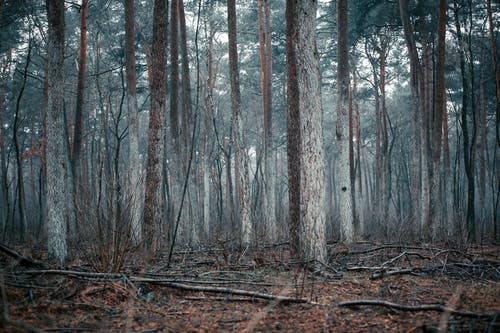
0 243 47 269
15 269 315 304
337 299 497 318
133 277 314 304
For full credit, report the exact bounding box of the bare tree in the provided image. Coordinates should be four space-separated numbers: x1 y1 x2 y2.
227 0 252 244
286 0 326 262
144 0 168 255
336 0 354 242
124 0 142 244
46 0 72 263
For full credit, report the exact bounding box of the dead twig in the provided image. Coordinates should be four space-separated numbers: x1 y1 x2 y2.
337 299 497 318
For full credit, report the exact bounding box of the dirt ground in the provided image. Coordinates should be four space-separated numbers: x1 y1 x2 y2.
1 243 499 332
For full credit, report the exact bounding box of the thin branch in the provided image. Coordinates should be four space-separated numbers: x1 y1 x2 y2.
337 299 497 318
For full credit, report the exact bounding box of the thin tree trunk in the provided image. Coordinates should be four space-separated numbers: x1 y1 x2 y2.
227 0 251 244
430 0 446 239
336 0 354 243
13 40 32 241
286 0 300 257
454 2 475 242
170 0 179 151
72 0 88 192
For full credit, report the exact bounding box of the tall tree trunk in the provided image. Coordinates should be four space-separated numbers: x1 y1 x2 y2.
124 0 142 245
0 54 10 239
454 2 475 242
170 0 179 151
72 0 88 192
13 40 31 241
258 0 276 242
144 0 167 255
336 0 354 243
486 0 499 240
179 0 192 151
431 0 447 239
286 0 326 262
286 0 300 257
399 0 422 236
46 0 70 263
227 0 251 244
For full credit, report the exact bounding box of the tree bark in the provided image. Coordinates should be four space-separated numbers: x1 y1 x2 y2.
287 0 327 262
46 0 70 263
286 0 300 258
71 0 88 190
399 0 422 235
336 0 354 243
170 0 179 151
144 0 168 255
227 0 251 244
124 0 142 245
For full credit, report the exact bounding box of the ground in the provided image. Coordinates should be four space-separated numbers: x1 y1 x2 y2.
1 242 499 332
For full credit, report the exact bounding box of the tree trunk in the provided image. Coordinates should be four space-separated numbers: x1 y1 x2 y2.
71 0 88 192
124 0 142 245
431 0 447 239
258 0 276 243
286 0 327 262
227 0 251 244
399 0 422 235
453 2 475 242
286 0 300 258
13 39 31 241
46 0 70 263
144 0 168 255
170 0 179 151
336 0 354 243
179 0 192 151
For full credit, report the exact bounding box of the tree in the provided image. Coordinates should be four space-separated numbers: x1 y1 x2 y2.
336 0 354 243
144 0 167 255
258 0 276 242
430 0 447 237
286 0 326 262
399 0 423 235
71 0 88 189
45 0 71 263
124 0 142 244
227 0 252 244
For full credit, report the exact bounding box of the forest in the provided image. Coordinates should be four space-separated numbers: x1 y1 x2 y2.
0 0 499 332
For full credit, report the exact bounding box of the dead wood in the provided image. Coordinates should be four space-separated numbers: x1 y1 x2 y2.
337 299 497 318
0 242 48 269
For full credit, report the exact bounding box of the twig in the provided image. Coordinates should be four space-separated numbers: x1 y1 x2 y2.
337 299 497 318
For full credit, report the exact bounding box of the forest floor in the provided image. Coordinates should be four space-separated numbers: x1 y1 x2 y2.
0 242 499 332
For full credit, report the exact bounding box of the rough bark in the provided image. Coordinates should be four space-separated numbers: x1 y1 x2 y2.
399 0 422 234
227 0 251 244
179 0 192 151
144 0 167 255
170 0 179 150
46 0 69 263
336 0 354 243
285 0 300 258
430 0 447 238
258 0 276 242
124 0 142 245
71 0 88 189
453 2 475 241
287 0 327 262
